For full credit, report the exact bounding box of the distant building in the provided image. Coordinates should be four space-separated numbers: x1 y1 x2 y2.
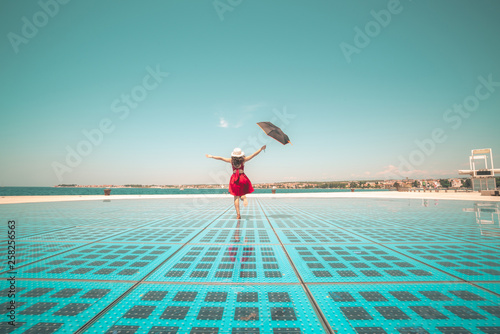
450 179 463 188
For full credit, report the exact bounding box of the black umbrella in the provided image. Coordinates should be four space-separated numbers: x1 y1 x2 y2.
257 122 292 145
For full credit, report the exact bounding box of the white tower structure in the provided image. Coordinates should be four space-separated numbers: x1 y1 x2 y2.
458 148 499 191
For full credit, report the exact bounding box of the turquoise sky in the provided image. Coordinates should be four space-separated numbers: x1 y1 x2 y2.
1 0 500 186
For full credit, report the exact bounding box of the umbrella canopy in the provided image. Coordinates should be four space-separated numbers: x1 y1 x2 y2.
257 122 291 145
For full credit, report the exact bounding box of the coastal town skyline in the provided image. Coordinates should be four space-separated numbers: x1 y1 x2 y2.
54 176 486 189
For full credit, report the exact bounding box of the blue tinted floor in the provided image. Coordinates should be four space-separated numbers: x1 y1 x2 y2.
1 197 500 333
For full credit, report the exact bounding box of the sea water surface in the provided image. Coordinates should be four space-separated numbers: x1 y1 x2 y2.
0 187 389 196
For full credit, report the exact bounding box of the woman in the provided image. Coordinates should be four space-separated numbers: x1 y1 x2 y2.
206 145 266 219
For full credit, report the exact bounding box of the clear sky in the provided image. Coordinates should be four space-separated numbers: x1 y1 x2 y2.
1 0 499 186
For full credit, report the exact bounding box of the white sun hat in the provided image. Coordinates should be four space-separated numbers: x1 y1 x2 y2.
231 148 244 157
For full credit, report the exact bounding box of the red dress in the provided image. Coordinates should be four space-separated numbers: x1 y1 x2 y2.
229 163 254 196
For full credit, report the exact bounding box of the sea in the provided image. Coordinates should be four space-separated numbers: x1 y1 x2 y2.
0 187 389 196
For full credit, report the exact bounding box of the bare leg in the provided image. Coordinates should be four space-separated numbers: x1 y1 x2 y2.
234 196 241 219
241 195 248 207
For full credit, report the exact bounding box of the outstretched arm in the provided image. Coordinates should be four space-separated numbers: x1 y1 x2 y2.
245 145 266 162
206 154 231 163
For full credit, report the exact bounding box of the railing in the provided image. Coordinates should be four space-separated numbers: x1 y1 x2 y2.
402 187 475 193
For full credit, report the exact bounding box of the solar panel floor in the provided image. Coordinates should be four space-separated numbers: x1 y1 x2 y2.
1 197 499 333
